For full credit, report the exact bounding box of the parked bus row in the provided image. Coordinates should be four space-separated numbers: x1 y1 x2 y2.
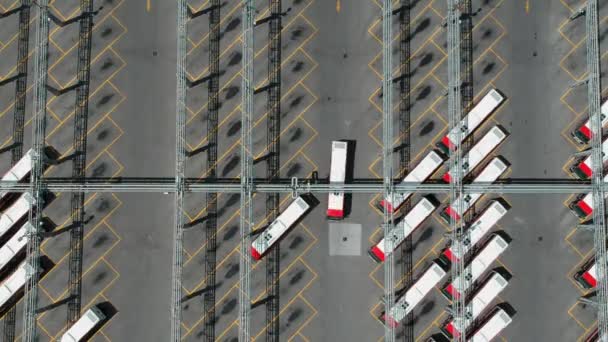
0 147 109 340
379 202 513 336
245 90 512 338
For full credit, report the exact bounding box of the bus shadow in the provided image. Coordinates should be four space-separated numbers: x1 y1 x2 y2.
343 139 356 218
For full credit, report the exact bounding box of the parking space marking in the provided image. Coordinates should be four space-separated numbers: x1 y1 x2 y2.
286 293 318 342
568 301 590 331
39 221 121 303
367 2 436 45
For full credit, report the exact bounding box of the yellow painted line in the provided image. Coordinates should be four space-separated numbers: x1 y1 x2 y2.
525 0 529 14
146 0 151 12
336 0 340 12
182 282 240 333
568 302 590 330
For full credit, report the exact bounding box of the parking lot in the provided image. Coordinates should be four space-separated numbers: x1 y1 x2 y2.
0 0 606 340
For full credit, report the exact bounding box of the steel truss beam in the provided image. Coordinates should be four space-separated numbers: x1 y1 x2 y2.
22 1 50 341
584 1 608 340
265 0 282 339
67 0 94 327
171 0 187 341
382 0 395 341
239 0 255 340
0 178 605 193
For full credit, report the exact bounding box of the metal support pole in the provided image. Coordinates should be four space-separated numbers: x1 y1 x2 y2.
22 0 50 340
382 0 395 341
446 1 467 340
67 0 94 326
585 1 608 340
170 0 187 340
10 0 31 165
398 1 412 341
3 2 31 340
266 0 282 339
202 0 220 339
239 0 255 340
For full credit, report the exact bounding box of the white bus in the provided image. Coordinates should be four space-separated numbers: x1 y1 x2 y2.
327 141 349 219
0 149 34 204
378 150 444 213
440 157 509 223
61 305 106 342
468 307 513 342
0 262 34 308
438 89 505 153
569 174 608 219
570 138 608 179
0 222 33 274
369 197 437 262
441 234 509 300
382 261 447 328
442 271 509 338
440 200 509 264
572 100 608 145
442 126 508 183
0 193 34 241
574 257 598 289
251 195 317 260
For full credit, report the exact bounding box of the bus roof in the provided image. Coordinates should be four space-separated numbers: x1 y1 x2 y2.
444 200 508 262
329 141 348 183
0 193 33 237
388 262 446 323
61 306 106 342
469 308 512 342
0 262 32 307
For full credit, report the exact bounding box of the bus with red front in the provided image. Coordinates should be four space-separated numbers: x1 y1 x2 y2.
569 174 608 219
572 100 608 145
442 126 507 183
378 150 444 213
437 89 505 153
442 271 509 338
327 141 349 219
381 260 448 328
584 328 599 342
251 194 317 260
439 199 509 265
369 196 437 262
441 233 509 300
440 157 509 223
574 256 598 289
467 307 513 342
570 138 608 179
